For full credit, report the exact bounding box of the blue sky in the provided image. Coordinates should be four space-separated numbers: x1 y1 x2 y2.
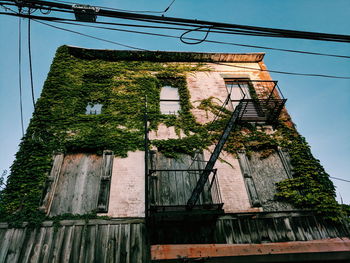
0 0 349 202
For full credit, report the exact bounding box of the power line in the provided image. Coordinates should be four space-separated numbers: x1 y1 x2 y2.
3 0 350 43
1 0 146 50
3 9 349 79
18 17 24 136
2 12 350 59
331 176 350 183
53 0 176 14
34 20 148 50
32 20 350 80
214 62 350 80
51 18 350 59
28 12 35 108
3 6 350 81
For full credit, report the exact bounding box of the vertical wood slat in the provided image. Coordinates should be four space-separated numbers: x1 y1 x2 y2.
277 147 293 179
0 220 147 263
20 228 38 263
0 228 14 263
49 154 103 216
97 151 114 212
237 150 261 207
40 154 64 214
4 228 26 263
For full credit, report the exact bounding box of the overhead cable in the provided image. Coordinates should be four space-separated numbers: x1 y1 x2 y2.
330 176 350 183
53 0 176 14
28 11 35 108
2 7 350 80
34 20 148 50
18 17 24 136
2 11 350 59
214 62 350 80
34 20 350 80
3 0 350 43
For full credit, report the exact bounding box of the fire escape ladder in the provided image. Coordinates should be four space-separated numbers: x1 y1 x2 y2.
187 101 244 209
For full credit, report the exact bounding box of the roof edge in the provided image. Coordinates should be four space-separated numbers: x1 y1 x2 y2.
65 45 265 63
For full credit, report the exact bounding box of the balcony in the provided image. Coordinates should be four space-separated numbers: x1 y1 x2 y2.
228 80 287 123
148 169 223 214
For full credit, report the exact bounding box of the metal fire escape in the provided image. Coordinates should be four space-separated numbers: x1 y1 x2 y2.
148 81 286 213
187 81 286 209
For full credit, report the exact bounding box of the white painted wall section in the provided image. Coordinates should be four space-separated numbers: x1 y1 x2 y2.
204 150 260 213
105 151 145 217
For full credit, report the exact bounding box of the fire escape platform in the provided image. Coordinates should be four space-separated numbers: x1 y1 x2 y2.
151 238 350 262
238 98 287 123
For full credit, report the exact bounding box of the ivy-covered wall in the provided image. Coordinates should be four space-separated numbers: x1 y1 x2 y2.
0 45 344 224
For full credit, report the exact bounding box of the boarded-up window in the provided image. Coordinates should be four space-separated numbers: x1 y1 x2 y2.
160 86 181 115
247 150 294 211
42 152 113 216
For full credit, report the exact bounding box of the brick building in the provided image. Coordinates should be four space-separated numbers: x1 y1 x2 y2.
0 46 349 262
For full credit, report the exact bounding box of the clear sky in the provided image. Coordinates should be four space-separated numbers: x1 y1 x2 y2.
0 0 349 202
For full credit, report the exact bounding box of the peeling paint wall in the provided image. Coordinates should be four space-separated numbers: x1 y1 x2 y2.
103 151 145 218
203 150 259 213
248 151 294 211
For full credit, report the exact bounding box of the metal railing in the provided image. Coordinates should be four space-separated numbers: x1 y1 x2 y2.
232 98 287 122
148 169 222 209
228 80 287 123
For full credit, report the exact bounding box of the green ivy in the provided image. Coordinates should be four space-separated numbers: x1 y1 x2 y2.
0 45 204 223
0 45 344 225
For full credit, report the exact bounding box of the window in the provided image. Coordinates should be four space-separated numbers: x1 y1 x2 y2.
41 151 114 216
160 86 181 115
225 79 251 108
85 103 103 115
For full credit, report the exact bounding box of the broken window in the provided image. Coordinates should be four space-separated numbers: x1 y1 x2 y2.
160 86 181 115
85 103 103 115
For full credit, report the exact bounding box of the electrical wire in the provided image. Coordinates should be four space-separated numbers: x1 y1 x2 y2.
28 11 35 108
55 19 350 59
34 20 148 51
213 62 350 80
38 0 176 14
330 176 350 183
3 12 349 59
0 11 289 38
180 26 212 45
2 0 350 42
2 9 349 80
18 17 24 136
33 20 350 80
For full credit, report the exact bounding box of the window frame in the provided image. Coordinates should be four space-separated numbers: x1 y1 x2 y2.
159 85 181 115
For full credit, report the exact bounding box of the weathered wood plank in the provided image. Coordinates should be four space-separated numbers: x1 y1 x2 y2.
49 154 103 216
69 225 83 263
97 151 114 212
19 228 38 263
237 150 261 207
277 147 293 179
41 154 64 214
0 225 14 262
4 228 25 263
51 226 66 263
248 151 294 211
39 227 54 263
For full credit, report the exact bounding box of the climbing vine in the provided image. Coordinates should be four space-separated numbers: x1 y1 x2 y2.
0 45 345 225
0 45 204 223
